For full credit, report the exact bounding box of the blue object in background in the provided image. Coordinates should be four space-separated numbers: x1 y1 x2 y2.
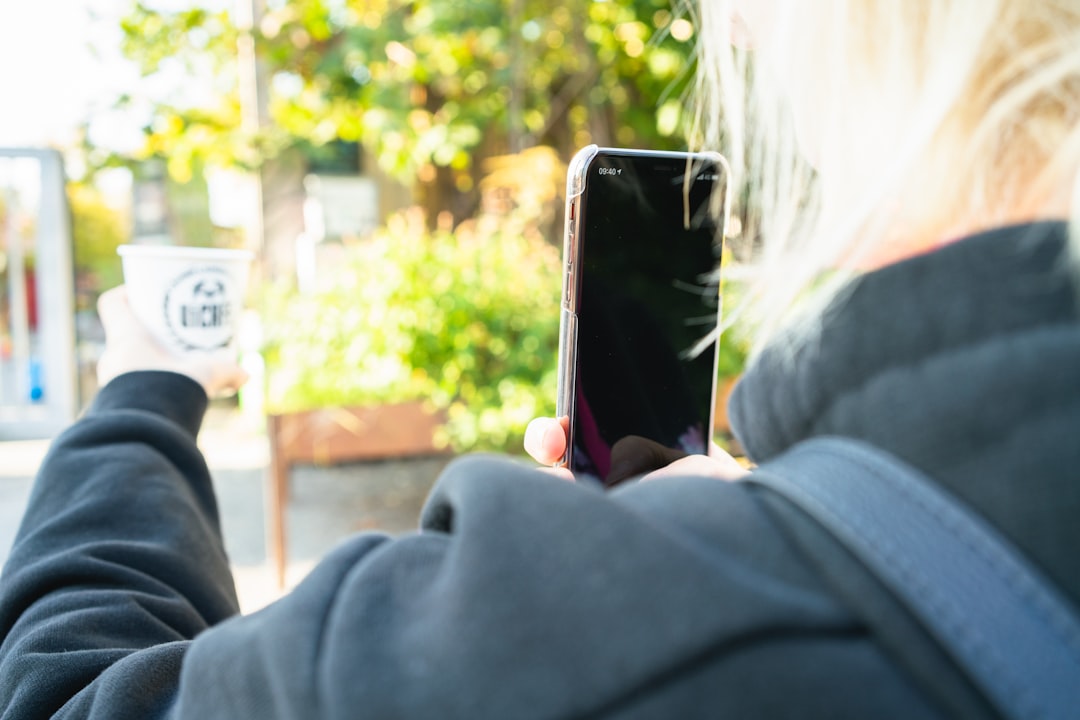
28 360 44 402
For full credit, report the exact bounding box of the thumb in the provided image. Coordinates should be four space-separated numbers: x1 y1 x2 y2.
96 286 130 333
97 286 146 341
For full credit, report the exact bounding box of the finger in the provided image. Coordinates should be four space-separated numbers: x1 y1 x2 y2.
210 366 250 397
223 366 251 394
536 466 575 482
97 286 158 349
707 442 750 475
185 348 250 397
524 416 568 466
96 286 131 335
642 454 749 483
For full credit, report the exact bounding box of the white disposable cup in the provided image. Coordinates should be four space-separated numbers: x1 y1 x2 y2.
117 245 254 356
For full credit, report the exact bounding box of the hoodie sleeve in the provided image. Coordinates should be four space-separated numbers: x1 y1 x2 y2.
0 371 240 719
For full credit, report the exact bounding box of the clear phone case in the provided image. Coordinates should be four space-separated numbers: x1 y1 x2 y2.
554 146 730 471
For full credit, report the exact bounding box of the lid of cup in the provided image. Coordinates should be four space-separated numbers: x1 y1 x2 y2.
117 244 254 261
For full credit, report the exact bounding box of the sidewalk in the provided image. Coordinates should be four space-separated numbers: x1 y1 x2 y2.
0 407 447 614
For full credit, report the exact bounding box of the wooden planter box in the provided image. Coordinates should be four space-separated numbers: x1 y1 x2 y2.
266 401 449 586
714 376 740 434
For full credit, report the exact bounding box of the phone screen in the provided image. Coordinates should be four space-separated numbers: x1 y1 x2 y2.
563 150 725 482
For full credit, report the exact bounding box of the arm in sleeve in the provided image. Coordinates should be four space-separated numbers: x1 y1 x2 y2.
0 371 241 719
170 456 870 720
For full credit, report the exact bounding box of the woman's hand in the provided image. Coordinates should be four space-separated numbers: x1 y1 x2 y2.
96 286 248 398
523 415 574 480
524 415 748 484
640 446 748 483
524 415 571 466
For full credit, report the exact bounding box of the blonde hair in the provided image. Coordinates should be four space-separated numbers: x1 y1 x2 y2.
691 0 1080 351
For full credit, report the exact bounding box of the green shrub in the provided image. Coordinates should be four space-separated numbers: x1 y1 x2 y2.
263 207 562 453
716 256 750 382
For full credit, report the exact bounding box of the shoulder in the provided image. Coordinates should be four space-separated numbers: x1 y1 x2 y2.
180 454 945 718
322 455 923 717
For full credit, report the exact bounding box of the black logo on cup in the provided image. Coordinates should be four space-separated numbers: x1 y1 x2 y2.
163 267 236 351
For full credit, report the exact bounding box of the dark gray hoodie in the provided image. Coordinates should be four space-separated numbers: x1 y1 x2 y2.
1 221 1076 718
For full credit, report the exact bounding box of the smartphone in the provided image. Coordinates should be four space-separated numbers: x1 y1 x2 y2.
556 145 729 483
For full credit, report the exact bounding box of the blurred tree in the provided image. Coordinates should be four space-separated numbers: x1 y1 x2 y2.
108 0 700 226
68 182 128 310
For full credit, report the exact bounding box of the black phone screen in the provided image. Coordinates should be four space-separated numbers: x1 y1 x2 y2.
569 152 723 482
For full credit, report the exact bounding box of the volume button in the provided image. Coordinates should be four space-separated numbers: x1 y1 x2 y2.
564 267 576 309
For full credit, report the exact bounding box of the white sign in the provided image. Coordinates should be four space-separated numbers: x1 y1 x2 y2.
303 174 379 240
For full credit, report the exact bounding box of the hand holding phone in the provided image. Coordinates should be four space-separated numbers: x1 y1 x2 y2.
524 416 747 483
553 146 730 484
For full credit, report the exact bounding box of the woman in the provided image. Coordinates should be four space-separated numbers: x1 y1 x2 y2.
3 1 1078 718
530 0 1080 476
